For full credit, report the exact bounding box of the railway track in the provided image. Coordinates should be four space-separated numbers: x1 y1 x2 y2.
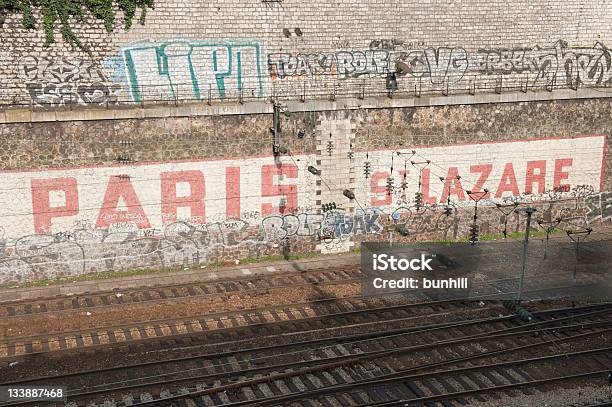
2 302 611 406
0 291 502 359
0 264 371 358
1 259 604 359
1 254 602 320
332 348 611 407
1 256 610 407
1 299 507 388
133 309 611 407
0 266 362 318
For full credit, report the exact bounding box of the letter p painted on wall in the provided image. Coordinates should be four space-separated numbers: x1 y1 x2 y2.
31 177 79 234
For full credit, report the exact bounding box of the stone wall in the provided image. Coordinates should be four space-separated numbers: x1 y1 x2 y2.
0 97 610 283
1 1 612 107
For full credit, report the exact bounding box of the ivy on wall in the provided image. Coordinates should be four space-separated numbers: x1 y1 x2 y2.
0 0 154 50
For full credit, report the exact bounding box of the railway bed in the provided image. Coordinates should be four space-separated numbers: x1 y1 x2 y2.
2 297 503 377
1 302 611 406
0 266 363 319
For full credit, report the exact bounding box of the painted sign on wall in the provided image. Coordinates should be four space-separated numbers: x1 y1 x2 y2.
0 135 605 283
356 135 606 208
0 136 604 240
0 155 316 238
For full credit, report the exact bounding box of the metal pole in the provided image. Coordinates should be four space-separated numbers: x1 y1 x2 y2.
536 218 561 260
573 236 579 290
517 207 536 303
565 227 591 307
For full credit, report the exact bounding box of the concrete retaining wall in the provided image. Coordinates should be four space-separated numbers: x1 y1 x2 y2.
0 98 610 283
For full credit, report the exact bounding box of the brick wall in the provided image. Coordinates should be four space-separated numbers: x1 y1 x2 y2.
1 0 612 107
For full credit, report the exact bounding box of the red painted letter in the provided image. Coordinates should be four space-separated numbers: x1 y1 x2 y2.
421 168 438 204
226 167 241 220
370 171 392 206
553 158 573 191
495 163 520 198
31 177 79 234
470 164 492 199
96 176 151 229
161 170 205 224
440 167 465 203
525 160 547 194
261 164 298 215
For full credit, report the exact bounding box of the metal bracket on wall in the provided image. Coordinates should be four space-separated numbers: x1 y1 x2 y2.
115 156 133 165
521 76 529 93
271 102 282 156
329 84 336 101
546 73 557 92
495 75 503 94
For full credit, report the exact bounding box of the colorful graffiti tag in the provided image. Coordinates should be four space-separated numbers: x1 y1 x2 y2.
119 39 265 102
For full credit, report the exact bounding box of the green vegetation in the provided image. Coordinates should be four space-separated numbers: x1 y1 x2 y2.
0 0 154 50
238 250 325 265
477 227 562 241
0 266 181 289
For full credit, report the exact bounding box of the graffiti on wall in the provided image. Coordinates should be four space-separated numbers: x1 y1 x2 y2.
17 56 123 106
369 39 427 51
260 210 383 242
267 50 390 80
266 39 612 89
118 39 265 102
0 219 272 282
392 40 612 87
0 194 590 283
13 39 612 105
0 209 383 283
586 192 612 224
395 47 469 85
474 40 612 87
